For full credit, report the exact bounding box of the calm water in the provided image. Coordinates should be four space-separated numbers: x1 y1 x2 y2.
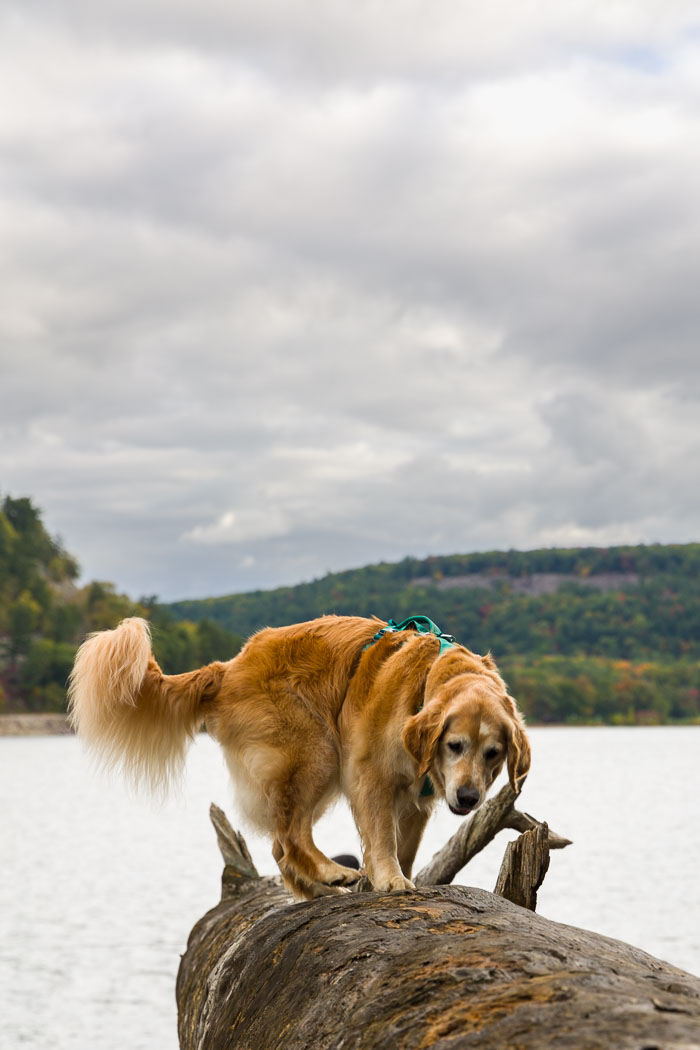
2 727 699 1050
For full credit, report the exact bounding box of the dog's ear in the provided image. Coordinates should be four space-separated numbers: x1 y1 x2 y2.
504 698 531 792
402 701 446 777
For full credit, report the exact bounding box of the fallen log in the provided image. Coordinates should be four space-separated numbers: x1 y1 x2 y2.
177 806 700 1050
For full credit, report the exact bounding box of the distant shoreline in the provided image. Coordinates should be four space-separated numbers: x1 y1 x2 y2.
0 713 73 737
0 713 697 738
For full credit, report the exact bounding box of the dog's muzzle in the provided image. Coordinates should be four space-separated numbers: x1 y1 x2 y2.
449 786 480 816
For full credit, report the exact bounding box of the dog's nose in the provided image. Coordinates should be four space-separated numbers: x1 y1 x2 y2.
456 786 480 809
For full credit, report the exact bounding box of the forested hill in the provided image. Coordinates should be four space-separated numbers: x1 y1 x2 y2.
168 544 700 724
168 544 700 659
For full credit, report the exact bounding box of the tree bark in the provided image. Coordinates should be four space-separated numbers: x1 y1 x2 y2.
177 806 700 1050
493 821 550 911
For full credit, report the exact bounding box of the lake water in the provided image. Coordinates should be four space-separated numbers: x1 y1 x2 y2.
2 727 699 1050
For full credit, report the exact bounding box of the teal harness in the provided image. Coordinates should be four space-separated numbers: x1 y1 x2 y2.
363 615 457 798
363 615 457 657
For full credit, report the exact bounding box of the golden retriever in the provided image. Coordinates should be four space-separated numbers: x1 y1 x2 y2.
68 614 530 900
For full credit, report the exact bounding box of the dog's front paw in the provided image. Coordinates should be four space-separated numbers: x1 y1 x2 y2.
374 873 416 893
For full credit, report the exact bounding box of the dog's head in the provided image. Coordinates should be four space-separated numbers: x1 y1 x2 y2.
401 655 530 816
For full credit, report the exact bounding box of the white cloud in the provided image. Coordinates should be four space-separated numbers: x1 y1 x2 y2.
184 509 289 544
1 1 699 599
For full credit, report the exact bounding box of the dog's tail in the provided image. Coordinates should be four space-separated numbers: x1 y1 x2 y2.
68 617 226 792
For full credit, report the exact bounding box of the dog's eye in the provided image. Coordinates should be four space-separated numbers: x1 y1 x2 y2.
484 746 500 761
447 740 463 755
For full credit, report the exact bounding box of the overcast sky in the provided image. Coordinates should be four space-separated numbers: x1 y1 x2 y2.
2 2 700 601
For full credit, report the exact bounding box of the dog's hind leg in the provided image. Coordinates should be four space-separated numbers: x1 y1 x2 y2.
258 739 360 899
272 838 314 900
275 816 360 900
270 779 361 901
296 819 360 887
232 730 357 901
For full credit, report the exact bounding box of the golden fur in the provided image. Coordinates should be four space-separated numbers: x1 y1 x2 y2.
69 614 530 899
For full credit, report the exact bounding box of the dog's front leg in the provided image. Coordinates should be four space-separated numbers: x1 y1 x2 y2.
352 779 415 893
397 804 431 879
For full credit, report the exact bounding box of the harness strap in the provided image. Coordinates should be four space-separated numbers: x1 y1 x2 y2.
363 615 456 655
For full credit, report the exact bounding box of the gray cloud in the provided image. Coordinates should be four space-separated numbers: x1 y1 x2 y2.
1 2 699 600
